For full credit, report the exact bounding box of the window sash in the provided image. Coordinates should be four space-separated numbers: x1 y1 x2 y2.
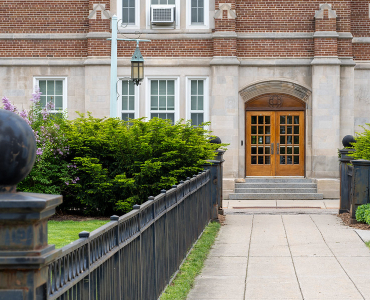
151 0 175 4
150 79 176 123
122 0 136 24
38 79 64 111
191 0 204 24
189 79 205 126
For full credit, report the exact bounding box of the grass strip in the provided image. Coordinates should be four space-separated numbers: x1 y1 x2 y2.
48 220 109 248
366 241 370 249
160 221 221 300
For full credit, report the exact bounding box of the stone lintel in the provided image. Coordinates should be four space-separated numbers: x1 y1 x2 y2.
313 31 339 38
210 56 240 66
311 57 341 65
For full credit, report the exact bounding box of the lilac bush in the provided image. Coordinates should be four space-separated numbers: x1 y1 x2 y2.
1 91 79 195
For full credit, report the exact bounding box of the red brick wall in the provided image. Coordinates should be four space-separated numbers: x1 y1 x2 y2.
315 19 337 32
314 38 338 56
235 0 351 33
353 44 370 60
0 1 89 33
237 39 314 58
351 1 370 37
214 39 237 56
0 40 88 57
338 39 353 57
88 0 110 32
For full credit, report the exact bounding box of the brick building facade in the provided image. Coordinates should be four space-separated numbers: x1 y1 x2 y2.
1 1 370 197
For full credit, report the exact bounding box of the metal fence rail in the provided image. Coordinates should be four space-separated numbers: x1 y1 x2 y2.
47 170 212 300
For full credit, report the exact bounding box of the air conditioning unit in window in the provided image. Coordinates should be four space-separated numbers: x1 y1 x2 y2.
150 5 176 28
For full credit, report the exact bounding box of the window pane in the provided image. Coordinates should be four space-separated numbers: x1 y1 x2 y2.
258 147 263 154
265 147 270 154
55 96 63 109
258 156 264 164
128 8 135 24
129 96 135 111
159 96 166 110
47 96 54 106
294 126 299 134
167 80 175 95
122 96 128 110
294 156 299 164
122 81 128 95
198 80 203 95
122 8 128 23
159 80 166 95
39 80 46 95
167 96 175 110
191 0 197 6
122 113 134 121
40 96 47 107
151 96 158 110
258 116 263 124
251 156 257 165
191 113 203 126
129 81 135 95
123 0 129 5
294 147 299 154
151 113 159 118
265 116 270 124
47 80 54 95
198 96 203 110
280 116 285 124
251 126 257 134
167 113 175 124
265 156 270 165
251 116 257 124
251 147 257 154
191 96 197 110
294 116 299 124
151 80 158 95
287 126 292 134
191 8 198 23
199 0 204 7
55 81 63 95
287 116 292 124
129 0 135 6
168 0 175 4
191 80 197 95
198 8 204 23
258 126 263 134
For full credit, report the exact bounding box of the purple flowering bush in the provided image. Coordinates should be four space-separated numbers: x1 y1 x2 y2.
1 91 78 195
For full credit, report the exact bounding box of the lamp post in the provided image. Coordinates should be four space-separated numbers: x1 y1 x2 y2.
109 15 150 118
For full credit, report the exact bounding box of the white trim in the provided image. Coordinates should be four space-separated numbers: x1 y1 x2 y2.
117 0 140 29
186 0 209 29
33 76 67 113
186 76 209 125
117 79 139 119
145 76 180 122
146 0 180 29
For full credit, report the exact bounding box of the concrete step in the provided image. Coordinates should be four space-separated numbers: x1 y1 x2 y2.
244 177 313 183
236 183 317 189
229 193 324 200
235 188 318 194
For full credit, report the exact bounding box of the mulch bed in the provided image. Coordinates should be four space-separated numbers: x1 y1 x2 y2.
48 212 109 221
338 212 370 230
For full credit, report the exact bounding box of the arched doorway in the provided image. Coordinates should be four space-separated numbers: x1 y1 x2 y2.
245 93 306 176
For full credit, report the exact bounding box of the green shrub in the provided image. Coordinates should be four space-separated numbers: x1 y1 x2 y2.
351 123 370 160
62 115 224 215
355 203 370 223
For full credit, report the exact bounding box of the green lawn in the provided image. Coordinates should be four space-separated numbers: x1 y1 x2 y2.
160 221 221 300
366 241 370 249
48 220 109 248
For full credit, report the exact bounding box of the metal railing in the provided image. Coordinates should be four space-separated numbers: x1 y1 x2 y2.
47 170 212 300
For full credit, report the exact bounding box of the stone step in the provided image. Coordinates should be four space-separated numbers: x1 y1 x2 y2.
244 177 313 183
229 193 324 200
236 183 317 189
235 188 317 194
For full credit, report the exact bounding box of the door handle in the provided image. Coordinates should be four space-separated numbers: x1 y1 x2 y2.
277 143 280 155
271 143 274 155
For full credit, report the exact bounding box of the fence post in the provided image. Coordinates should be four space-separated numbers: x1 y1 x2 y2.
339 148 355 214
203 142 226 220
0 110 63 300
350 160 370 222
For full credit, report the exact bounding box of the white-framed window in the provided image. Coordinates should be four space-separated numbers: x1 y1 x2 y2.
146 0 180 29
186 0 209 29
33 77 67 113
146 77 180 124
119 80 139 121
186 77 209 126
117 0 140 29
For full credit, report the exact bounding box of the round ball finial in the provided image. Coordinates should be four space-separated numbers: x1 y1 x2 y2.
342 135 356 148
209 136 222 144
0 110 36 192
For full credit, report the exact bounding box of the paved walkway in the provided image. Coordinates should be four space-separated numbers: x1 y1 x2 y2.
187 201 370 300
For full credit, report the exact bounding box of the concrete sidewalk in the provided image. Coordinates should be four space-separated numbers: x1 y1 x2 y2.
187 209 370 299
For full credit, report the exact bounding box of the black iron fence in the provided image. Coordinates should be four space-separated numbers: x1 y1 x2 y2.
47 170 212 300
339 149 370 223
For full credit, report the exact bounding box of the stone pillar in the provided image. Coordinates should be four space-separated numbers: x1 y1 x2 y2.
311 4 341 178
0 110 62 300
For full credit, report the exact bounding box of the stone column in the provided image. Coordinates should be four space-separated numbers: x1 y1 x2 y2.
0 110 62 300
311 4 341 178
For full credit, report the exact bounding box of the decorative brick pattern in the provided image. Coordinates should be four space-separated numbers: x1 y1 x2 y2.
0 1 89 33
88 19 110 32
314 38 338 56
0 40 88 57
237 39 314 58
315 19 337 32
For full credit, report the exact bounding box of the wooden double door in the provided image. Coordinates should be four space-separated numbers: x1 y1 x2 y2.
246 111 305 176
